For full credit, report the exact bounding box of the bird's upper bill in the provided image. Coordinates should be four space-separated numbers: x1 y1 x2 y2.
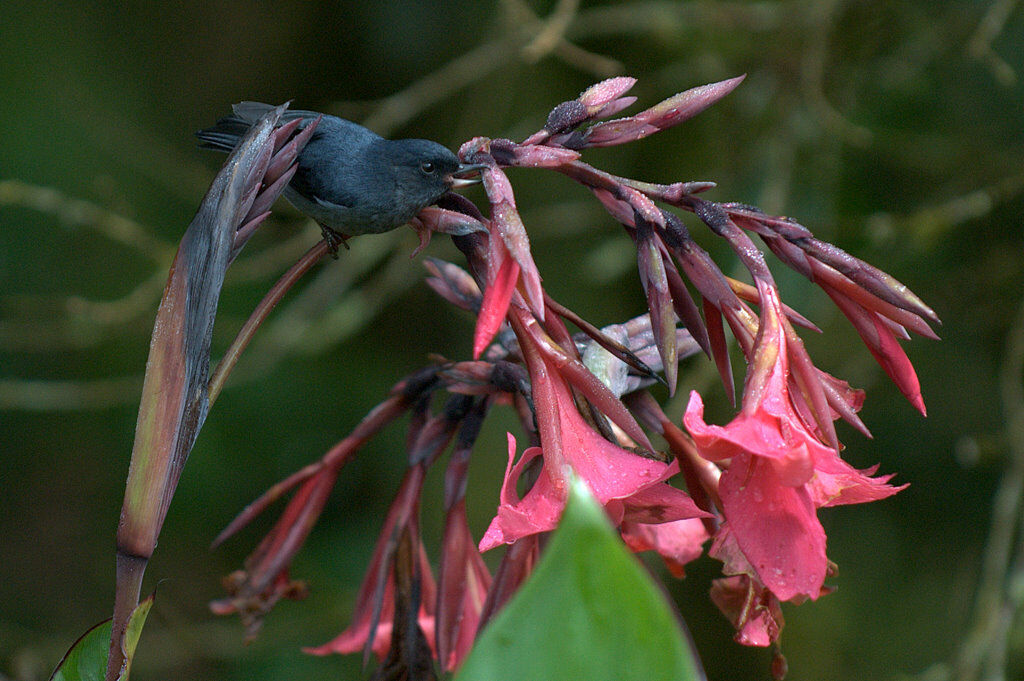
448 163 488 189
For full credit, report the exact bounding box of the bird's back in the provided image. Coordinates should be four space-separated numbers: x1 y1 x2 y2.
196 102 380 153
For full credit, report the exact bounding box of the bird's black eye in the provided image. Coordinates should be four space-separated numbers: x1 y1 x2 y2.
420 161 436 174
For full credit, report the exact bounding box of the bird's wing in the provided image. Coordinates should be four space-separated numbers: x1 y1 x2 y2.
312 195 352 210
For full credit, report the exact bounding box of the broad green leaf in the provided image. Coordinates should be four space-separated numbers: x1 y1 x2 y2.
51 597 153 681
455 478 704 681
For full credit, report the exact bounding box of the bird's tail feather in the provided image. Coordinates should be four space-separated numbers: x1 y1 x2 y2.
196 101 315 152
195 115 254 152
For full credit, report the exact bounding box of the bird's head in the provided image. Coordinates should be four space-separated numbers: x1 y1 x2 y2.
388 139 485 212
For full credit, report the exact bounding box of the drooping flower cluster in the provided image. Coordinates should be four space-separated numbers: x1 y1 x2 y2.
210 77 937 675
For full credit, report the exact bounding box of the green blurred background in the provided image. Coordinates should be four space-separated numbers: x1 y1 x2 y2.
2 1 1022 679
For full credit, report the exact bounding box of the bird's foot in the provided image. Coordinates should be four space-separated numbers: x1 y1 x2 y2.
319 224 349 258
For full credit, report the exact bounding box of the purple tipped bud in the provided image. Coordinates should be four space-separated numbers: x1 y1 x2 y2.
635 224 678 394
579 76 637 108
545 100 589 135
508 144 581 168
592 96 637 120
416 206 488 236
582 75 746 148
424 258 483 312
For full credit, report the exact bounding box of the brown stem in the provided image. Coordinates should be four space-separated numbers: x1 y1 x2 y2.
105 553 146 681
207 240 330 406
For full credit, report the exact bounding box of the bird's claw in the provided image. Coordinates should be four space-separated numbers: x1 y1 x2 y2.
319 224 348 258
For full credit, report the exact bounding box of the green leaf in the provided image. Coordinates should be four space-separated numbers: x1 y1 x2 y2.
455 478 704 681
51 596 153 681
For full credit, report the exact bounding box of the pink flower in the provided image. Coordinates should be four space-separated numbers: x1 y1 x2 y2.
621 517 709 578
481 337 707 550
685 282 904 604
709 574 784 647
436 525 490 671
436 459 492 671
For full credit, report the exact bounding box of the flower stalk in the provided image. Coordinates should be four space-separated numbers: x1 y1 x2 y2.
192 76 940 679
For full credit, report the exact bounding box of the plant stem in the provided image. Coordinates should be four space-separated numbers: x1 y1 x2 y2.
207 239 331 407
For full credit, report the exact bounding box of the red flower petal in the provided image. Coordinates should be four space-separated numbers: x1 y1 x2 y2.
717 453 827 602
473 249 519 358
710 574 785 647
622 517 709 578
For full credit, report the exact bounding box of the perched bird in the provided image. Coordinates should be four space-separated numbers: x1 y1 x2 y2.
197 102 483 249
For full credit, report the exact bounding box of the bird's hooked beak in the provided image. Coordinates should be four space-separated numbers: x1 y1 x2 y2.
448 162 488 189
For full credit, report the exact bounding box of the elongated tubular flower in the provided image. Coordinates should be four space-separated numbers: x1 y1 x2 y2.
303 464 437 661
690 198 840 451
690 200 938 416
458 140 546 329
684 281 905 604
754 229 934 414
632 219 679 395
209 367 442 638
538 75 746 150
308 394 474 664
480 301 707 552
435 399 492 671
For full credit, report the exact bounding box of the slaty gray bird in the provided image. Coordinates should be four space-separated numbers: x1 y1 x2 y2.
197 102 483 249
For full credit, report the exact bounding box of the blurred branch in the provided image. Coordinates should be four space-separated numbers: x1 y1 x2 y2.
209 240 331 406
568 1 787 35
0 179 174 259
241 230 404 360
0 375 143 411
0 185 315 349
355 1 794 137
356 0 624 136
0 269 169 350
517 0 582 61
967 0 1020 87
357 35 521 136
504 0 623 75
953 291 1024 680
868 173 1024 246
800 0 873 148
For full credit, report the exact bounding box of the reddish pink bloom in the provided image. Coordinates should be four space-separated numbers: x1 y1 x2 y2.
621 517 709 578
708 525 802 646
473 237 519 358
711 448 827 602
481 339 708 550
709 574 785 647
477 310 706 553
685 282 904 603
479 437 560 551
808 455 907 508
457 145 545 322
436 498 492 671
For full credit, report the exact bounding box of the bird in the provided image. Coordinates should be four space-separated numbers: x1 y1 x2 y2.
197 102 483 250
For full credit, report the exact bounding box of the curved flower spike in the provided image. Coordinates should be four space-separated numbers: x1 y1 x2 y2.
581 75 746 148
